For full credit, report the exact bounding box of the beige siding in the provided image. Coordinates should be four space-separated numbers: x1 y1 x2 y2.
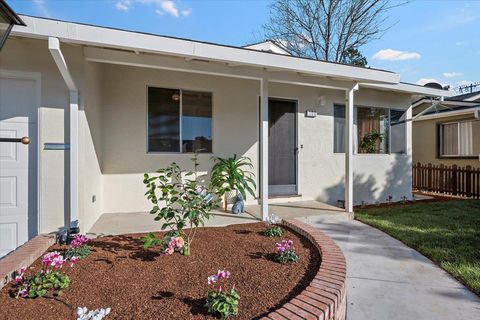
413 114 480 168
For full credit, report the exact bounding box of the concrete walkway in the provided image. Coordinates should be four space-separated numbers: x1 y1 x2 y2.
297 214 480 320
89 210 258 236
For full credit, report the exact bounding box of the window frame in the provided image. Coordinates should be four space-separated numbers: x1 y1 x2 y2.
333 104 407 155
146 85 214 154
437 119 479 159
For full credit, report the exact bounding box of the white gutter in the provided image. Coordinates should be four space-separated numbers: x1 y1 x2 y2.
414 106 480 121
360 82 453 97
48 37 79 231
13 15 399 84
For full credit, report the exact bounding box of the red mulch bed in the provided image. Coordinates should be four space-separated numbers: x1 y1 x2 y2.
0 223 320 319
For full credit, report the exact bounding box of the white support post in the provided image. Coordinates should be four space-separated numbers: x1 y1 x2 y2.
48 37 79 230
405 104 413 156
260 78 269 220
405 104 413 200
345 84 358 214
69 91 79 225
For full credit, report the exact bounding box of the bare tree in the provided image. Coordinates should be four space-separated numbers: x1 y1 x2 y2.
263 0 401 64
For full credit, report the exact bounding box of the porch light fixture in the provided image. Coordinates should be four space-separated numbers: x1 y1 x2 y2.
0 0 26 51
172 92 180 101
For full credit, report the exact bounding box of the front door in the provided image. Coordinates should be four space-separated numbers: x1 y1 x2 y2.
0 74 38 257
268 98 297 196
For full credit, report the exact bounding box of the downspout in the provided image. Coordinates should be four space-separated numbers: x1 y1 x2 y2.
48 37 79 235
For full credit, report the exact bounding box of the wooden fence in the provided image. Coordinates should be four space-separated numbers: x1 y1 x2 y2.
413 163 480 198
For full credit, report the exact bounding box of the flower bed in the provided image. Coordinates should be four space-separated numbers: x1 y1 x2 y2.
262 219 347 320
0 222 321 319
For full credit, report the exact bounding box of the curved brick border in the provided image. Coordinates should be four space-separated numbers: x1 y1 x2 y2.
262 219 347 320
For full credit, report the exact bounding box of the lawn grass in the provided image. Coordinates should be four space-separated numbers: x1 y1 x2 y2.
355 200 480 296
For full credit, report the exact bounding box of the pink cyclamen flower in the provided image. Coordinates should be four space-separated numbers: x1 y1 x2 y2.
71 234 89 248
19 267 26 274
42 251 60 266
20 289 28 298
216 270 230 280
70 256 78 267
166 247 174 255
15 275 23 283
51 255 65 269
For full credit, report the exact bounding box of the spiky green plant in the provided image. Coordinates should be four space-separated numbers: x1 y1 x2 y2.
210 155 256 212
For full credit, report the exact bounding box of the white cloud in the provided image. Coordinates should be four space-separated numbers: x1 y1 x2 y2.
372 49 421 61
181 8 192 16
116 0 132 12
443 72 463 78
416 78 441 86
160 0 179 17
115 0 191 18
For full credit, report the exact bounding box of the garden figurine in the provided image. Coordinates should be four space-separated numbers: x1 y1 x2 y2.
231 194 245 214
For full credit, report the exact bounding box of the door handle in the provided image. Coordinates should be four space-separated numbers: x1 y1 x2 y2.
0 137 30 145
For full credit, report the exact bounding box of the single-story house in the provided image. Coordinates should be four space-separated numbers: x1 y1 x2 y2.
0 15 451 257
412 91 480 168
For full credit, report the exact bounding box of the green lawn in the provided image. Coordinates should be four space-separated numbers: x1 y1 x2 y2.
355 200 480 296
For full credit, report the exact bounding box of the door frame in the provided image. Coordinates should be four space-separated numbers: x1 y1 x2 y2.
0 69 42 238
266 96 299 196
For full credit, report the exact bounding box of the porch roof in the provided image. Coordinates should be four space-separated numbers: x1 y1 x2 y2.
6 14 441 97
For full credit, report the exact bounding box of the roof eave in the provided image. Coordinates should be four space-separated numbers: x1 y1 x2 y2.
0 0 26 26
12 15 400 85
360 82 453 97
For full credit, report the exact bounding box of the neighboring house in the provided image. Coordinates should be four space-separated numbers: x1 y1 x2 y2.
0 15 450 257
412 91 480 168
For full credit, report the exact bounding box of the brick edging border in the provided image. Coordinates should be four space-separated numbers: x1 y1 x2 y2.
0 235 56 289
262 219 347 320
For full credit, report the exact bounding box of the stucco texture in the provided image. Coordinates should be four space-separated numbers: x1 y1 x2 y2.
413 114 480 168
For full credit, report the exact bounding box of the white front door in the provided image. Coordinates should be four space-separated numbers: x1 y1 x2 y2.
0 74 38 257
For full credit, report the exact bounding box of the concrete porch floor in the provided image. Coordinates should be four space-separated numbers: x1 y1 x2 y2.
88 200 345 236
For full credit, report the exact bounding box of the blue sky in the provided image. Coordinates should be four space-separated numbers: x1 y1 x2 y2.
9 0 480 90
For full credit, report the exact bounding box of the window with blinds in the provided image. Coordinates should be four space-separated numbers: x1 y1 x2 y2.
438 120 480 157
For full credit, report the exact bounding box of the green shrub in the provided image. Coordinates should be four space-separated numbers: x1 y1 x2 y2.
143 154 217 255
210 155 256 212
19 271 70 298
206 270 239 318
264 225 284 237
206 289 240 319
273 240 299 264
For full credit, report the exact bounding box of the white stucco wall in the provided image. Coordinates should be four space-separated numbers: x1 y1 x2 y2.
100 64 260 213
268 83 413 205
0 38 104 233
1 38 72 233
78 61 104 232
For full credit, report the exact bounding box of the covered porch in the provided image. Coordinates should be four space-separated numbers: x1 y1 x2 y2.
47 38 401 233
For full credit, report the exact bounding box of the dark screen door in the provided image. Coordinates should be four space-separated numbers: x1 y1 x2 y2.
268 99 297 196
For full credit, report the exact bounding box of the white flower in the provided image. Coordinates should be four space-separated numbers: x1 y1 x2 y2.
77 307 111 320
